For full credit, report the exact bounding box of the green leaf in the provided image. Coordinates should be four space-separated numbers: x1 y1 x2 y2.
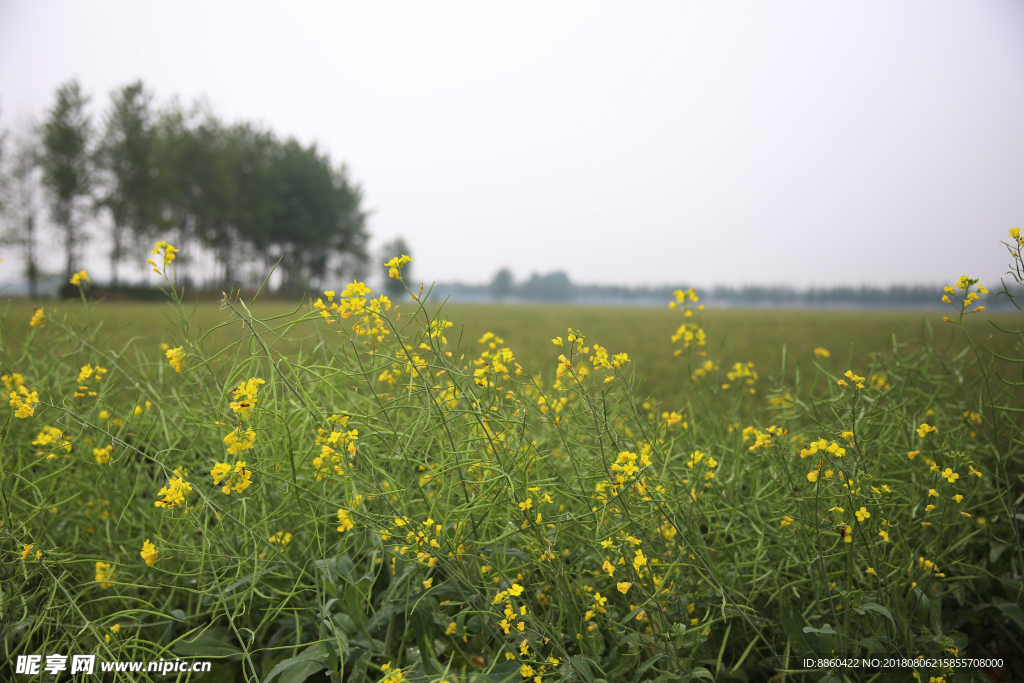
681 667 715 681
802 624 837 635
263 655 326 683
859 603 896 626
993 596 1024 634
631 654 668 683
778 602 815 656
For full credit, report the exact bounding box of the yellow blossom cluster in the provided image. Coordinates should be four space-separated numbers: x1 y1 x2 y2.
746 424 785 452
941 275 988 319
210 461 252 495
313 414 359 479
148 241 178 273
155 474 193 509
723 362 757 393
9 384 38 419
269 531 293 546
30 307 45 327
74 363 107 397
95 561 115 589
166 346 186 373
20 544 42 561
140 539 159 566
93 444 113 464
385 254 412 279
69 270 90 286
337 508 355 533
836 369 865 389
32 425 72 459
224 428 256 455
474 333 522 389
589 343 630 382
799 438 845 459
229 377 265 421
386 517 444 566
2 372 24 391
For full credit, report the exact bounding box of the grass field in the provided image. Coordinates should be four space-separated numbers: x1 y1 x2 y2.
3 258 1023 682
2 296 1017 410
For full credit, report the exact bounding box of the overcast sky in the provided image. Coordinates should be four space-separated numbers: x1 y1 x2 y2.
1 0 1023 289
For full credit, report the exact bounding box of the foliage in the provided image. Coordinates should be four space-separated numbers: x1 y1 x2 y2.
1 234 1023 683
94 80 161 286
3 80 368 292
38 78 94 282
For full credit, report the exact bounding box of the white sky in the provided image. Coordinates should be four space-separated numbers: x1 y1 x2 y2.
1 0 1023 289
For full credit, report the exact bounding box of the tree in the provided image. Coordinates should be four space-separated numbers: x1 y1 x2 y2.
95 81 159 286
1 135 44 298
519 271 573 302
39 80 94 281
264 138 368 292
152 99 206 285
379 237 412 297
489 267 514 301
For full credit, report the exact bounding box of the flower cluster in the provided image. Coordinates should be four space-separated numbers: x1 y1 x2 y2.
210 461 252 495
69 270 90 286
723 362 758 393
155 473 193 509
140 539 159 566
669 289 706 354
385 254 412 279
313 415 359 479
74 363 107 398
269 531 293 546
836 369 865 389
474 332 521 388
33 425 72 459
224 428 256 455
799 438 846 459
229 377 265 421
166 346 186 373
941 275 988 320
149 241 178 274
95 561 115 589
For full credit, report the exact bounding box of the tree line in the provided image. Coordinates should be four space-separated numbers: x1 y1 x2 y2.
0 79 369 296
431 268 1019 309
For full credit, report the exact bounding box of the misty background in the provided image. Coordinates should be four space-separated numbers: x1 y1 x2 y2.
1 0 1022 305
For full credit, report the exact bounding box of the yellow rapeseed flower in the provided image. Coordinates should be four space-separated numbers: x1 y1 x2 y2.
69 270 89 286
95 561 114 588
140 539 159 566
166 347 186 373
9 385 38 418
337 508 355 532
616 582 631 594
916 423 938 437
30 307 45 327
210 461 252 495
385 254 412 279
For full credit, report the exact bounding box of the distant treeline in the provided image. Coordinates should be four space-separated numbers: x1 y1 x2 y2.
0 79 370 296
432 269 1023 309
